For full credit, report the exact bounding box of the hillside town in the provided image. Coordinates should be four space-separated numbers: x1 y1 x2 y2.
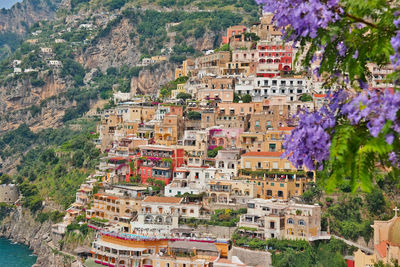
17 12 393 267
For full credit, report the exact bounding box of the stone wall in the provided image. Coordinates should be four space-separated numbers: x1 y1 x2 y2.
196 225 236 239
230 246 272 267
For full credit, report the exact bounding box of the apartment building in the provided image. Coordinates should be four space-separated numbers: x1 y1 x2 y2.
239 199 321 240
137 145 185 184
165 166 217 196
154 114 184 146
208 180 256 206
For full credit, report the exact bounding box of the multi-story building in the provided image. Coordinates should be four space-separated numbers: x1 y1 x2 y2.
367 63 395 90
208 127 243 149
131 196 205 235
245 174 311 200
178 130 208 166
222 25 247 44
197 88 234 103
116 104 157 123
91 232 233 267
257 41 294 77
154 114 184 146
165 166 217 196
239 198 287 239
240 151 297 172
284 203 321 240
86 192 140 231
214 149 241 179
195 51 231 76
239 127 293 152
208 180 256 206
91 232 169 267
137 145 185 184
175 58 195 79
235 75 310 102
239 199 321 240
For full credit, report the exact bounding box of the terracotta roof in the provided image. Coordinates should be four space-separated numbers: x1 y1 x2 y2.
375 240 388 258
313 94 327 98
143 196 182 204
241 151 283 157
109 157 127 161
278 127 295 131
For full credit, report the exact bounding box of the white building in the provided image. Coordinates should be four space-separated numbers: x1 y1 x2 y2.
131 196 203 235
214 149 241 179
47 60 63 68
13 68 22 74
164 166 217 197
235 75 311 102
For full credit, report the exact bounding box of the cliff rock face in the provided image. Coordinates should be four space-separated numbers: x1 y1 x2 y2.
0 208 66 267
0 0 61 35
131 62 176 95
0 73 72 133
82 18 140 71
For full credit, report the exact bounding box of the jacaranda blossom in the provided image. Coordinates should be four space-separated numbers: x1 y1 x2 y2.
341 89 400 140
256 0 341 40
282 90 348 170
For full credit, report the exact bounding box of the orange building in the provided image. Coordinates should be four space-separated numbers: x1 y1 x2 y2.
222 25 247 44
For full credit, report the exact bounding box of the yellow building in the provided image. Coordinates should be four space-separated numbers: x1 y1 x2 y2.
87 193 141 231
240 151 297 171
175 58 195 79
154 114 184 146
151 55 167 62
171 83 186 99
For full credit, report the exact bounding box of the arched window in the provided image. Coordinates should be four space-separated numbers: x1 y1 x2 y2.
298 220 306 226
145 215 153 223
287 218 294 224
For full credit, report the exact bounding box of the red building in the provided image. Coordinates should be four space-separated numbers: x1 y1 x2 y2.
257 42 293 78
137 145 185 185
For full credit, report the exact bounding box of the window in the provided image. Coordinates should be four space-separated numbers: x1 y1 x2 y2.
269 143 276 152
272 162 278 169
287 218 294 224
284 162 291 169
255 120 260 127
299 220 306 226
245 162 251 168
257 162 262 168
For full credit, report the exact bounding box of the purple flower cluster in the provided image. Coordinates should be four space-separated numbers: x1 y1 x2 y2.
389 152 400 167
390 17 400 68
341 89 400 143
256 0 341 40
282 90 347 170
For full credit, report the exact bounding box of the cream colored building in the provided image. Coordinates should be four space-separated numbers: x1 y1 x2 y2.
355 209 400 267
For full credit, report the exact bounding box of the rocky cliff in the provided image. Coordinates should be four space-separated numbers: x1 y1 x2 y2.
0 0 61 35
0 207 68 267
0 72 73 133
